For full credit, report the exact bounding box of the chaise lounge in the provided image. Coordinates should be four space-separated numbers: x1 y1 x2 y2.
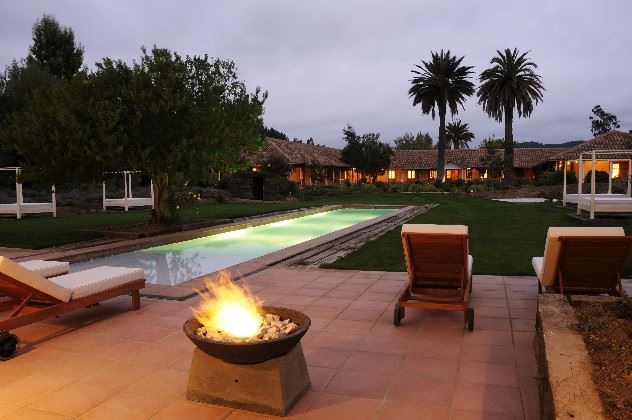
0 256 145 359
532 227 632 295
18 259 70 277
395 224 474 330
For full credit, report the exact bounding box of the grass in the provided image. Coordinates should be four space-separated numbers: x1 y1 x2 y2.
0 201 316 249
4 191 632 276
322 194 583 275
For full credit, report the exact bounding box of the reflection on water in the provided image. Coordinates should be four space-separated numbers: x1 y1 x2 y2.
71 208 394 286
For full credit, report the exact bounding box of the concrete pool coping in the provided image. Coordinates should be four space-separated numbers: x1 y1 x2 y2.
17 205 417 300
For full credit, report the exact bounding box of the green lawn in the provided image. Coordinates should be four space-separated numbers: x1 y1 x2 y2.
0 201 316 249
323 194 632 275
4 192 631 276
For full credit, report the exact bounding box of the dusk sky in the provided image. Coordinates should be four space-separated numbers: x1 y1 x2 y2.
2 1 630 148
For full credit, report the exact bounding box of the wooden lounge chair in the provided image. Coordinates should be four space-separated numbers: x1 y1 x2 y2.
18 259 69 278
0 256 145 359
532 227 632 295
395 224 474 330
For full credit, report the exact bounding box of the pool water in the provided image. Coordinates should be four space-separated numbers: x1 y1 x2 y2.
71 208 395 285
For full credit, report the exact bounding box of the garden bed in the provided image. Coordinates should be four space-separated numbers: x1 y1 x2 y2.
572 296 632 420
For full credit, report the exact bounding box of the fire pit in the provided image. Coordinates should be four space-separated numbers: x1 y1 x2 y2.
184 273 311 416
184 306 310 364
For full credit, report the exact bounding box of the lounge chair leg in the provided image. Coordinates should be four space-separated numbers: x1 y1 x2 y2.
537 281 542 294
132 290 140 310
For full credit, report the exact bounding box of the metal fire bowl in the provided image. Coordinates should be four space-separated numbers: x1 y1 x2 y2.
183 306 311 364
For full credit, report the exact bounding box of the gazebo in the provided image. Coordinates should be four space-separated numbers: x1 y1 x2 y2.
0 167 56 219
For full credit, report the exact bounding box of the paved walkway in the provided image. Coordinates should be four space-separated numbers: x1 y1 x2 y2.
0 268 539 419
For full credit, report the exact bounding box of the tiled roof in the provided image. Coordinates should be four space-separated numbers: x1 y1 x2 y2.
250 138 348 167
390 148 565 169
552 131 632 160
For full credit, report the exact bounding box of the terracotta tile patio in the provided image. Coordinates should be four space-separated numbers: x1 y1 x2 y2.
0 267 539 419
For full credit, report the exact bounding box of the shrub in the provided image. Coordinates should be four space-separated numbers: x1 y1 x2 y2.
536 171 577 186
584 170 610 184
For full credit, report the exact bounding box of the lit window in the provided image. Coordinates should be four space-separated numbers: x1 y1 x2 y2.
388 170 396 180
466 168 473 178
407 170 416 179
613 163 620 178
429 170 437 179
252 167 258 172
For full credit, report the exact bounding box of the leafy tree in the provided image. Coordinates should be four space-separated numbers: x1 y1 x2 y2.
27 14 84 80
264 126 288 140
340 125 393 183
480 137 504 190
308 163 325 184
589 105 620 136
478 48 545 186
393 131 433 150
261 155 292 178
306 137 315 145
409 50 474 182
10 47 267 223
446 119 475 149
477 135 504 150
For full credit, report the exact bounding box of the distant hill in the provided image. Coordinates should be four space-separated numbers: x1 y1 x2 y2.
517 140 585 148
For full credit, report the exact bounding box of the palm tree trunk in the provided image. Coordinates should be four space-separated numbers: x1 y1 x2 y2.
437 107 447 182
504 105 514 186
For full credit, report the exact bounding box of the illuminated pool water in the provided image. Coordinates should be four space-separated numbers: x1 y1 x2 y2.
71 208 395 285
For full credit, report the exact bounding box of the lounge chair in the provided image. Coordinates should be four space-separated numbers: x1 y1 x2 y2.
395 224 474 330
532 227 632 295
18 259 69 278
0 256 145 359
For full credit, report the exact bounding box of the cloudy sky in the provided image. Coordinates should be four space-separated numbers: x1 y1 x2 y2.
2 1 631 148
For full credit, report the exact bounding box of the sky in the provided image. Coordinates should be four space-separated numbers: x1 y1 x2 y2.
1 1 631 148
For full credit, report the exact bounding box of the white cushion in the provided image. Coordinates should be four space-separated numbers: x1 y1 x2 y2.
0 256 72 302
19 260 69 278
532 257 544 280
540 227 625 286
467 255 473 277
402 224 468 235
51 266 144 300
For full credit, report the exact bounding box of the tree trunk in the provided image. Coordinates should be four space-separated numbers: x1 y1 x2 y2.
504 105 514 186
437 106 447 182
151 174 168 224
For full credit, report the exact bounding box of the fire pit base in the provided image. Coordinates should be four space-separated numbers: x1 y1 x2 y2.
186 342 310 416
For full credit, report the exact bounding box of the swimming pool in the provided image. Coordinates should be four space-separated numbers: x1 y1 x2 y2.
71 208 395 285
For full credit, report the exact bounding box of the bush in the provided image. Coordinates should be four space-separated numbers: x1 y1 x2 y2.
536 171 577 186
584 170 610 184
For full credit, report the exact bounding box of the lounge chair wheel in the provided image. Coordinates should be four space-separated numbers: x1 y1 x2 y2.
394 306 404 326
0 332 19 360
467 308 474 331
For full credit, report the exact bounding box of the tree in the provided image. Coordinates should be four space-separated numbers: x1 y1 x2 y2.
479 137 504 190
306 137 315 145
393 131 433 150
589 105 620 136
264 126 288 140
409 50 475 182
340 125 393 183
477 135 505 150
446 119 475 149
27 15 84 80
10 47 267 223
478 48 545 186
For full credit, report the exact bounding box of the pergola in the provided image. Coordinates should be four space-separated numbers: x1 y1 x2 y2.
0 167 56 219
562 150 632 219
102 171 154 211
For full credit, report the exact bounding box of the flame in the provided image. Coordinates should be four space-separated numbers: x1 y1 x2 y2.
193 271 264 338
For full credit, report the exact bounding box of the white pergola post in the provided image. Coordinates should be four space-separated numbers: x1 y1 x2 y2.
150 179 155 209
128 172 133 198
628 159 631 197
123 171 129 211
15 171 22 220
590 151 596 220
51 185 57 217
577 157 584 215
562 161 567 206
102 182 106 210
608 161 613 194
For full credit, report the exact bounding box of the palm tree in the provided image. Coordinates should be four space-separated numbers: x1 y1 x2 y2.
446 119 475 149
477 48 544 185
409 50 474 181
